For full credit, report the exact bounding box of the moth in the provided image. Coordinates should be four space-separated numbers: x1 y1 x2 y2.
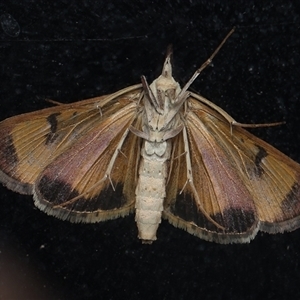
1 29 300 244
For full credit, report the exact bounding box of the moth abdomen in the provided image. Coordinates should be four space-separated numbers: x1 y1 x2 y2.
135 142 171 242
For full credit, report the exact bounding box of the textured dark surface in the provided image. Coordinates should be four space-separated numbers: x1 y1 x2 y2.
1 1 300 299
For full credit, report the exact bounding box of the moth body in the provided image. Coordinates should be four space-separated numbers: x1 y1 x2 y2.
2 29 300 244
132 51 184 242
135 140 171 242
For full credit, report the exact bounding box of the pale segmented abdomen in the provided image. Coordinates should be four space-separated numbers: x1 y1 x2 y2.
135 140 171 242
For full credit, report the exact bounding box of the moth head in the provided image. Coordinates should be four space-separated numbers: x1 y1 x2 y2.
149 52 181 108
135 49 185 143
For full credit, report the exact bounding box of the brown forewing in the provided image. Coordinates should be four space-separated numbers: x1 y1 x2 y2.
0 85 143 222
0 96 107 194
164 95 300 243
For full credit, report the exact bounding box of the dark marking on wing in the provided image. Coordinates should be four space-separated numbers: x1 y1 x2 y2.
46 113 61 144
281 182 300 212
254 145 267 176
170 192 256 233
38 175 79 205
213 209 256 233
0 134 18 168
47 113 60 133
261 180 300 233
37 175 126 211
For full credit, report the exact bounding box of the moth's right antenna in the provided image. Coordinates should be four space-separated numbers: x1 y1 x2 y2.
179 28 235 97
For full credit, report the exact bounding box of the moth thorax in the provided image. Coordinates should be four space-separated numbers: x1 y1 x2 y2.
150 75 181 104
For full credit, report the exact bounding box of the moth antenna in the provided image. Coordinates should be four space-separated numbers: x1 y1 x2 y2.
141 76 163 114
178 28 235 98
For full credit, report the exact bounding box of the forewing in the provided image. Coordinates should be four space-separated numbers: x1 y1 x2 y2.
0 85 141 222
33 102 142 222
164 95 300 243
0 96 103 194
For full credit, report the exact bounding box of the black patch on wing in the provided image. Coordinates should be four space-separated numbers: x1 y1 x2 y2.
281 182 300 212
47 113 60 133
0 133 32 194
170 192 256 233
254 145 267 176
37 175 126 212
262 180 300 233
38 175 79 205
96 182 127 210
45 113 60 144
0 134 18 168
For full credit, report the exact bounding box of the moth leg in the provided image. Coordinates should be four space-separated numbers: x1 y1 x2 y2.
181 127 193 193
182 126 224 229
104 127 132 190
167 139 185 186
96 105 103 117
45 99 64 106
70 127 133 198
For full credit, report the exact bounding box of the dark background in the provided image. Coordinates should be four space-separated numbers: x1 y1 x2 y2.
0 1 300 299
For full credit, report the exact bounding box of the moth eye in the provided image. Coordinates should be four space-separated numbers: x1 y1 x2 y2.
157 89 164 97
148 124 153 130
